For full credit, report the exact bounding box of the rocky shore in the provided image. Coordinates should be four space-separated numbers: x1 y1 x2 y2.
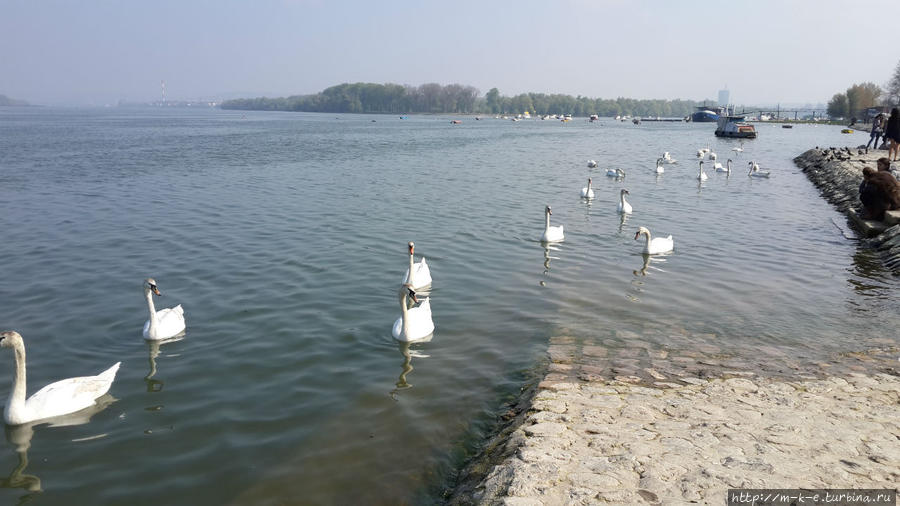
794 148 900 272
452 335 899 505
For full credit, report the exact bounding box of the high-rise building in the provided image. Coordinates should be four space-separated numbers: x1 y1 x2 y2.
718 87 729 106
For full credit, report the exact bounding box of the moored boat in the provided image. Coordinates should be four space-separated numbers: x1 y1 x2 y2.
714 115 757 138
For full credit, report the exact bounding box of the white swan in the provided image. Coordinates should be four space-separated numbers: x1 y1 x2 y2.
748 161 770 178
402 242 432 290
142 278 186 341
392 285 434 342
663 152 677 164
0 331 120 425
634 226 674 255
697 161 709 181
655 158 665 174
731 143 744 153
606 168 625 177
717 159 732 173
617 189 633 214
580 177 595 199
541 205 564 242
587 160 598 168
708 151 717 161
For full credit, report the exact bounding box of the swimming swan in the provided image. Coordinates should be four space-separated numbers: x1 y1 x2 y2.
606 168 625 177
717 159 732 173
0 331 120 425
541 205 565 242
580 177 595 199
634 226 674 255
402 241 432 290
392 285 434 342
617 189 633 214
663 152 677 164
748 161 770 178
655 158 665 174
142 278 186 341
697 161 709 181
587 160 598 168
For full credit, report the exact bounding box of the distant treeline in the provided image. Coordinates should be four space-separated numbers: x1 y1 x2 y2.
0 94 29 106
220 82 708 117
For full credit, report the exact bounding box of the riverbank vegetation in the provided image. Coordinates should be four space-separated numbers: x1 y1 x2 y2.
825 59 900 119
220 82 706 117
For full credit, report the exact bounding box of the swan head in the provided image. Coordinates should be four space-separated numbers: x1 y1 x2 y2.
587 177 592 185
545 205 552 216
634 226 650 240
0 331 23 349
144 278 161 296
400 283 419 304
408 241 415 255
621 189 630 195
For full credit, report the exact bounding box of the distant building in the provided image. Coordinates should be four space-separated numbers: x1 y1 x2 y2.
718 88 729 107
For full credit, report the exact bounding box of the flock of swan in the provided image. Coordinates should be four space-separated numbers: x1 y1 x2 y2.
0 144 772 427
0 278 187 425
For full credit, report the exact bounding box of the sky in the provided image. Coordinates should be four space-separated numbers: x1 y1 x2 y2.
2 0 898 106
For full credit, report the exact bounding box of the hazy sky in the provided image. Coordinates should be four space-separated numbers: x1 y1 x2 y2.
2 0 898 106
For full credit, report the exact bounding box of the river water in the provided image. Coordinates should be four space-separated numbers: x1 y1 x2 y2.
0 108 897 505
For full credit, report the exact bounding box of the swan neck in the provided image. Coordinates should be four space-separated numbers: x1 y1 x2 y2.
408 253 415 285
399 290 410 338
145 289 158 335
7 341 27 418
545 210 551 231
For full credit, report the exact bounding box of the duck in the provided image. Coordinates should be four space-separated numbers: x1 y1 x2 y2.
392 284 434 342
606 168 625 177
717 159 732 173
142 278 186 341
402 241 432 291
580 177 595 199
634 226 674 255
587 160 598 168
617 189 633 214
748 161 771 178
655 158 665 174
697 161 709 181
0 331 120 425
541 205 564 242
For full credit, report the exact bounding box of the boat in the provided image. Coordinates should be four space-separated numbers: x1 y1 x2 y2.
841 128 854 134
714 115 757 139
782 124 793 129
691 105 721 123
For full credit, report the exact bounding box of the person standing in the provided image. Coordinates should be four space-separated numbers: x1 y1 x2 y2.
885 108 900 162
867 113 885 151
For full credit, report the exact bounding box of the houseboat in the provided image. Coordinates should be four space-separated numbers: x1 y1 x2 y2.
714 115 757 139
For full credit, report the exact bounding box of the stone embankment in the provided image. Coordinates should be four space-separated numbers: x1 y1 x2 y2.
456 335 899 505
794 148 900 272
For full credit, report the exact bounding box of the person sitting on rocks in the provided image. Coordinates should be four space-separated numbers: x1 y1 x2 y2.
877 157 896 178
859 166 900 220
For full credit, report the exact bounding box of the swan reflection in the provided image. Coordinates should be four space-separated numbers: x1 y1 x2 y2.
541 242 562 276
1 395 116 496
618 212 630 234
632 253 669 277
145 337 183 393
389 341 431 400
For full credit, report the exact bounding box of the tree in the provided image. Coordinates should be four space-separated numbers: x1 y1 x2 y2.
827 93 848 118
485 88 500 113
887 60 900 106
846 82 882 115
